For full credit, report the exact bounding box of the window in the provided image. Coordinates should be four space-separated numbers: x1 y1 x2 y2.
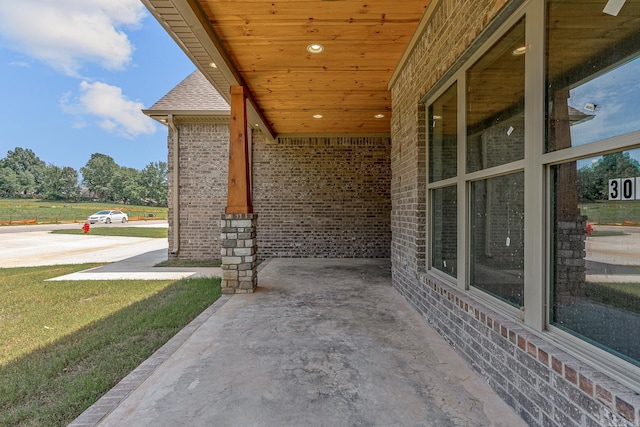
470 172 524 307
546 0 640 367
422 0 640 387
546 1 640 152
467 18 525 173
431 185 457 277
551 150 640 366
429 83 457 183
428 83 458 278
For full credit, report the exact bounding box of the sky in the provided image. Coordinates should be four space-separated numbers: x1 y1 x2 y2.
0 0 196 172
570 54 640 169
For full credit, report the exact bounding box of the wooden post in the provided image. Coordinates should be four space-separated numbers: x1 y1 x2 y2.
226 86 252 214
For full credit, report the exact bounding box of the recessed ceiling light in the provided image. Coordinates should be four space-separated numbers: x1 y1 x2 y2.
512 46 526 56
307 44 324 54
209 62 217 68
374 114 385 119
313 114 323 119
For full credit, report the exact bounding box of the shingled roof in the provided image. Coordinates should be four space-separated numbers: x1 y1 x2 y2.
146 70 229 112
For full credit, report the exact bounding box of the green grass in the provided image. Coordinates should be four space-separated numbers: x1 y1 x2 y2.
155 259 222 267
0 264 221 426
589 230 628 237
585 281 640 313
581 200 640 226
0 199 167 224
52 227 168 238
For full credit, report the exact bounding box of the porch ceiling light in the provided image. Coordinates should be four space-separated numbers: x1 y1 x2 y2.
374 114 385 119
209 62 217 68
307 44 324 54
313 114 323 119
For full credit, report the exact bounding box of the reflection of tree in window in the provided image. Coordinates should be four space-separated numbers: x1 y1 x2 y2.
578 153 640 202
547 0 640 366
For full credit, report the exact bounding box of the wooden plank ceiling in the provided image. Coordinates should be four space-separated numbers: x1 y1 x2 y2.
197 0 430 135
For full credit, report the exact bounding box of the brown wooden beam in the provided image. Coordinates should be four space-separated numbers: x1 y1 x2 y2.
226 86 252 214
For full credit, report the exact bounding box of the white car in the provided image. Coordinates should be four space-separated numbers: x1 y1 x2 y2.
88 210 128 224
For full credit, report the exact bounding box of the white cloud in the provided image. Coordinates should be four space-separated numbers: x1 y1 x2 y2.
62 80 156 138
0 0 146 76
9 61 30 68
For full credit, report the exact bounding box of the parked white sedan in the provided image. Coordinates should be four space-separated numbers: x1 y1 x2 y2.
87 210 128 224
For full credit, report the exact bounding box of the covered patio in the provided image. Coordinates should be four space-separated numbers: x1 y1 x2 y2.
70 258 523 426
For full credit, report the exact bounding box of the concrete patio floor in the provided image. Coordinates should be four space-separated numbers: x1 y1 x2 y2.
71 258 525 427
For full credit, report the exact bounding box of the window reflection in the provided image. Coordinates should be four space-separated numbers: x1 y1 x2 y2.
546 1 640 152
551 149 640 365
431 186 457 277
470 172 524 307
429 83 457 183
467 18 525 173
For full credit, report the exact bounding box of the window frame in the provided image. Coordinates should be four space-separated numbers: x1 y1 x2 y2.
425 4 536 320
422 0 640 391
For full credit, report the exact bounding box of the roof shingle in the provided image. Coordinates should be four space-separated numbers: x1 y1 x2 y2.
146 70 229 112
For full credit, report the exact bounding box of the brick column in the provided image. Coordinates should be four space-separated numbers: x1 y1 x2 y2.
221 213 257 294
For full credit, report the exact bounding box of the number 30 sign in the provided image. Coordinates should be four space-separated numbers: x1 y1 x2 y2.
608 178 640 200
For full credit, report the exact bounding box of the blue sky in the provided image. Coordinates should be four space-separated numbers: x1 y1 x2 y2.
0 1 196 171
570 55 640 169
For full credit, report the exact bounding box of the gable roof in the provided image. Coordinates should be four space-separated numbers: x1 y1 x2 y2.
145 70 230 113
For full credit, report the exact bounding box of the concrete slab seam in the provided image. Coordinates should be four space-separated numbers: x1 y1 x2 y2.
68 294 233 427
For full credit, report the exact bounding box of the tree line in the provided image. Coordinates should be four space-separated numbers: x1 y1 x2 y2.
0 147 167 206
578 152 640 202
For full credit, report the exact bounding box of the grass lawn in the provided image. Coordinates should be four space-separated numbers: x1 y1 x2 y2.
0 199 167 224
155 259 222 267
589 230 628 237
586 281 640 313
0 264 221 426
581 200 640 225
52 227 168 238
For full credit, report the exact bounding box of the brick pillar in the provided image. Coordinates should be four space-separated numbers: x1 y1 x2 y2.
221 213 257 294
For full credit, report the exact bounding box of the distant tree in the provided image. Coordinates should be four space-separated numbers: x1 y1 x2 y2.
578 152 640 202
81 153 119 201
112 167 143 204
41 165 80 200
0 167 20 197
140 161 168 206
0 147 46 196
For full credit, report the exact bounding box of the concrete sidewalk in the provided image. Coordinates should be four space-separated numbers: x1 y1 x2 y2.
71 258 525 427
47 249 221 281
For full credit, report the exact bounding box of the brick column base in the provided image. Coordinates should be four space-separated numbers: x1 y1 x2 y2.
220 213 258 294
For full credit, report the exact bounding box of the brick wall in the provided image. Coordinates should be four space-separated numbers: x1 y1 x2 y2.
169 125 391 260
252 133 391 258
389 0 639 426
168 120 228 260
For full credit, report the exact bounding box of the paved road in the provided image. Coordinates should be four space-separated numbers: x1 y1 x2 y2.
0 221 169 268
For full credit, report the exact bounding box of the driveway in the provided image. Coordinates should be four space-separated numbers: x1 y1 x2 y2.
0 221 168 268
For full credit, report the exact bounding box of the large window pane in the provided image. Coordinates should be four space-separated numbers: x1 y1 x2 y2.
431 185 457 277
429 83 457 182
546 1 640 152
551 149 640 365
470 172 524 307
466 18 525 173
